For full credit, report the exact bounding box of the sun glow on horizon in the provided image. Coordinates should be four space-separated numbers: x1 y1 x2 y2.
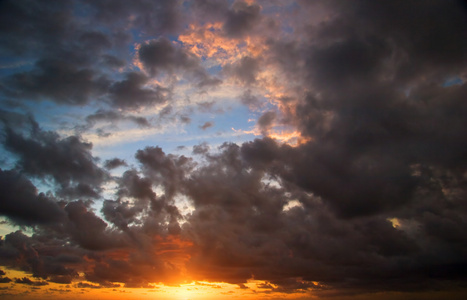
0 268 320 300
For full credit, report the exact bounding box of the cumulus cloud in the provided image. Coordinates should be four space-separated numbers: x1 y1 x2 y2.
108 72 169 109
223 1 262 38
0 169 65 226
138 38 199 76
138 38 222 88
224 56 260 85
104 158 128 170
1 116 106 194
3 59 109 105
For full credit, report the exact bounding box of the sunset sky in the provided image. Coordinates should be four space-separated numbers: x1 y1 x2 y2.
1 0 467 299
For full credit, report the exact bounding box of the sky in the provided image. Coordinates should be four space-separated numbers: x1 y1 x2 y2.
0 0 467 299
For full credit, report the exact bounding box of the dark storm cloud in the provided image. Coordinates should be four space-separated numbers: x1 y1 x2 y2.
178 139 467 292
84 0 182 36
0 0 73 57
15 277 49 286
168 0 467 292
78 31 112 53
108 72 169 109
190 0 229 22
343 0 467 82
103 169 156 231
61 200 123 251
1 117 106 193
136 146 195 200
223 1 262 38
0 231 80 280
265 1 467 221
0 169 65 226
0 192 183 286
0 0 183 57
138 38 222 88
138 38 199 76
3 59 109 105
0 0 467 296
190 0 263 38
0 0 190 110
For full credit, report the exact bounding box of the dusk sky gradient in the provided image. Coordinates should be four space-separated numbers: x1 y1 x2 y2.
1 0 467 299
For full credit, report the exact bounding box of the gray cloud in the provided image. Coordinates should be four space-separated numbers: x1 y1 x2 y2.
82 109 151 131
200 121 214 130
223 1 262 38
0 169 65 226
104 158 128 170
224 56 260 85
15 277 49 286
138 38 222 88
257 111 276 134
108 72 169 109
1 117 106 194
3 59 109 105
0 0 466 297
84 0 182 36
138 38 199 76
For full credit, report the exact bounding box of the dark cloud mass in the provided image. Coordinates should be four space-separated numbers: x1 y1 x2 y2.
138 38 198 76
138 38 222 88
108 72 169 109
223 1 262 37
3 59 109 105
0 169 65 226
1 0 467 299
1 117 106 194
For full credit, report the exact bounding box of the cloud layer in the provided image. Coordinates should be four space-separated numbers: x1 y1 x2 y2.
1 0 467 298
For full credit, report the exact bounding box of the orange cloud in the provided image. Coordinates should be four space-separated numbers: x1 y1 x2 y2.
179 22 267 66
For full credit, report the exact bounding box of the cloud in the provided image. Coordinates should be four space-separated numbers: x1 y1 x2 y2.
137 38 222 88
0 277 11 283
3 59 109 105
85 0 182 36
0 0 467 297
0 169 66 226
239 90 262 109
223 1 262 38
0 0 74 57
15 277 49 286
257 111 276 134
136 146 195 200
104 158 128 170
1 116 107 194
138 38 199 76
84 110 151 129
224 56 260 85
108 72 169 109
199 121 214 130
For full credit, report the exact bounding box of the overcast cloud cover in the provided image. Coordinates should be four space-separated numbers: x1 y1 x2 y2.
0 0 467 299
